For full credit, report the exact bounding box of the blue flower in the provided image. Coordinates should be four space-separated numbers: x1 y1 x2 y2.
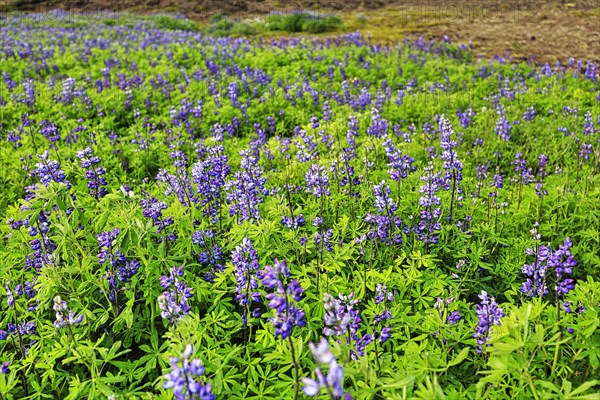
53 296 83 329
305 164 330 198
225 150 267 224
260 260 306 339
158 266 193 324
163 345 214 400
474 291 504 353
232 238 262 325
1 361 9 375
141 194 174 236
76 147 108 199
302 338 351 399
6 285 14 307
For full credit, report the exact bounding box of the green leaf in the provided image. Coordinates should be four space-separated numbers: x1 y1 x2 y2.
447 347 470 367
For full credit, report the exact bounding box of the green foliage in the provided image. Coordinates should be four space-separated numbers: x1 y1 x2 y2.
155 15 199 32
0 11 598 400
205 12 343 36
266 12 343 33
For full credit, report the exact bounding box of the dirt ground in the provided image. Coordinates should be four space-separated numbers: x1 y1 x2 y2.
2 0 599 63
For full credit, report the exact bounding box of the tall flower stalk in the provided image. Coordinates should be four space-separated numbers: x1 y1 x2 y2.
260 260 306 400
474 291 504 354
163 345 214 400
439 116 463 222
305 163 330 292
302 338 351 399
232 238 261 342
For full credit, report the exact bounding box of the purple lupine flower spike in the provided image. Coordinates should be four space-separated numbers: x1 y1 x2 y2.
302 338 352 399
163 344 214 400
53 296 83 328
158 266 193 324
474 291 504 353
260 259 306 339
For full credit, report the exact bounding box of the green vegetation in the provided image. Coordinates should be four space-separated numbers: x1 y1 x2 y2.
206 12 343 37
0 12 599 400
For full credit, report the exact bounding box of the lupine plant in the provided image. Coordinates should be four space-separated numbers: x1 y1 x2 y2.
163 344 215 400
0 11 598 400
260 259 306 399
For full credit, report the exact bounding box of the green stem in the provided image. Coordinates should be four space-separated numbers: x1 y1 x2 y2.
551 302 562 379
525 368 540 400
287 336 300 400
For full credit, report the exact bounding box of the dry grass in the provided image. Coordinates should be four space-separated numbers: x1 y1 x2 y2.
339 2 600 62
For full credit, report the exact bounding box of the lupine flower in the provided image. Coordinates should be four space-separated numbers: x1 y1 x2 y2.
474 291 504 353
584 61 598 83
439 116 464 220
514 152 532 185
582 111 595 136
1 361 9 374
564 301 587 334
396 89 405 106
232 238 261 325
295 128 319 162
495 110 512 141
548 237 577 296
305 164 330 198
18 211 57 272
7 320 36 336
416 163 442 249
158 266 193 324
456 108 476 128
434 297 462 327
259 259 306 339
522 232 577 298
372 284 394 343
97 228 140 302
339 144 361 195
447 311 462 325
314 227 334 253
383 138 415 183
26 151 71 200
141 194 175 239
534 154 549 198
225 150 267 223
373 180 395 215
76 147 108 199
523 106 536 122
163 344 214 400
53 296 83 329
366 108 389 138
323 292 362 350
39 119 61 147
6 285 14 307
521 230 550 298
192 230 224 282
281 214 305 230
579 143 593 161
15 282 35 301
365 181 404 245
157 151 195 207
323 101 332 122
346 115 359 152
267 115 276 134
227 81 240 106
490 173 503 199
191 145 230 222
302 338 351 399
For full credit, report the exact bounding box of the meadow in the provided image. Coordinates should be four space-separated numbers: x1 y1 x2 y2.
0 11 599 399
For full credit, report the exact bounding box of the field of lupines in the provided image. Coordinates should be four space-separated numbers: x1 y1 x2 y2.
1 11 600 399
